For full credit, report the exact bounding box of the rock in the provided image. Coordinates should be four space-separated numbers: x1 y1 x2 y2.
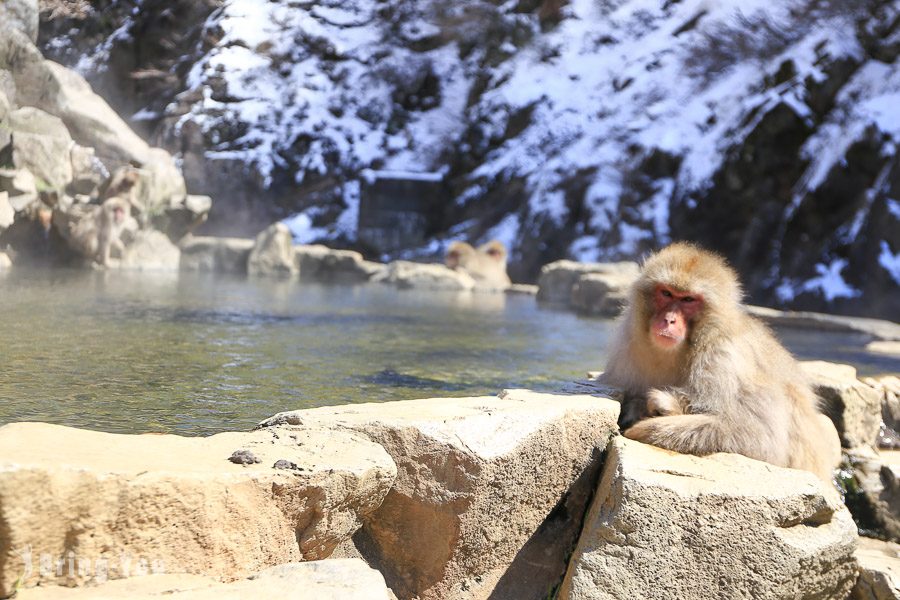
802 361 882 449
747 306 900 342
0 251 11 270
372 260 476 291
248 222 297 277
164 194 211 242
259 389 621 600
867 341 900 357
0 0 39 42
0 87 10 149
570 271 637 317
294 244 382 283
505 283 539 295
864 375 900 432
855 450 900 542
179 236 254 274
8 106 74 191
15 559 394 600
0 422 396 596
852 537 900 600
68 143 106 195
536 260 639 305
559 437 859 600
119 230 181 271
0 166 37 205
0 191 13 231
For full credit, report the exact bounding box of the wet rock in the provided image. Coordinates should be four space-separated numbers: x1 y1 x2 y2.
852 537 900 600
260 389 621 600
372 260 476 291
0 422 396 596
802 361 883 450
748 306 900 342
537 260 639 306
559 437 859 600
505 283 538 295
294 244 383 283
248 222 297 277
179 236 254 274
14 559 394 600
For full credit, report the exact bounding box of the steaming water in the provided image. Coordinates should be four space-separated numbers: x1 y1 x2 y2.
0 270 896 436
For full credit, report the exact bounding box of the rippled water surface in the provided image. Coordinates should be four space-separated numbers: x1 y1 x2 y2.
0 270 896 435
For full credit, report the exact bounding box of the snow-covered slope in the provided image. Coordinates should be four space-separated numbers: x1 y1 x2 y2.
40 0 900 316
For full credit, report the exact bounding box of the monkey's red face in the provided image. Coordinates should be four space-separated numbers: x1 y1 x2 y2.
650 285 704 350
446 250 460 269
113 206 125 225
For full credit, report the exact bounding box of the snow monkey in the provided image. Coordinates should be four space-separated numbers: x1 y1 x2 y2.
601 243 840 481
66 196 131 266
445 240 512 289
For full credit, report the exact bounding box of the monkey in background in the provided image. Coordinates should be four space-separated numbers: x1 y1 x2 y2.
445 240 512 289
63 196 132 266
601 242 840 482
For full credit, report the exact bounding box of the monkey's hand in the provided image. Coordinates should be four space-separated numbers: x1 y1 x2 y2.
623 414 723 456
646 388 685 417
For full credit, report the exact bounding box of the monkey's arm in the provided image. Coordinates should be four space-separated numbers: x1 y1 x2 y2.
623 414 727 456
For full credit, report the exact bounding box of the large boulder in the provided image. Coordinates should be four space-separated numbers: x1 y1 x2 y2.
15 559 394 600
119 230 181 271
248 222 297 277
0 422 396 597
163 194 212 242
294 244 384 283
373 260 476 291
8 106 73 191
852 537 900 600
559 437 859 600
536 260 639 306
0 0 39 42
259 389 621 600
802 361 883 450
570 271 637 317
179 236 254 274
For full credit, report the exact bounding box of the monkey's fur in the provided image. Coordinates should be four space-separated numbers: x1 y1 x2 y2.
602 243 840 481
445 240 512 289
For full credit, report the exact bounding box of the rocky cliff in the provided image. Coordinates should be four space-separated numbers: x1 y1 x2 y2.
37 0 900 317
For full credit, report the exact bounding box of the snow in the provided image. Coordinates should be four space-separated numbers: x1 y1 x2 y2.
878 241 900 285
800 259 862 302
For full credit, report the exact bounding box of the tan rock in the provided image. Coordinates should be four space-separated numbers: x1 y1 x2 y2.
864 375 900 433
15 559 393 600
0 250 11 270
8 106 74 191
69 143 106 196
570 271 636 317
164 195 211 242
373 260 476 291
179 236 254 274
559 437 859 600
294 244 381 283
852 537 900 600
259 389 621 600
119 230 181 271
747 305 900 342
536 260 639 305
802 361 882 449
0 422 396 597
248 222 297 277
